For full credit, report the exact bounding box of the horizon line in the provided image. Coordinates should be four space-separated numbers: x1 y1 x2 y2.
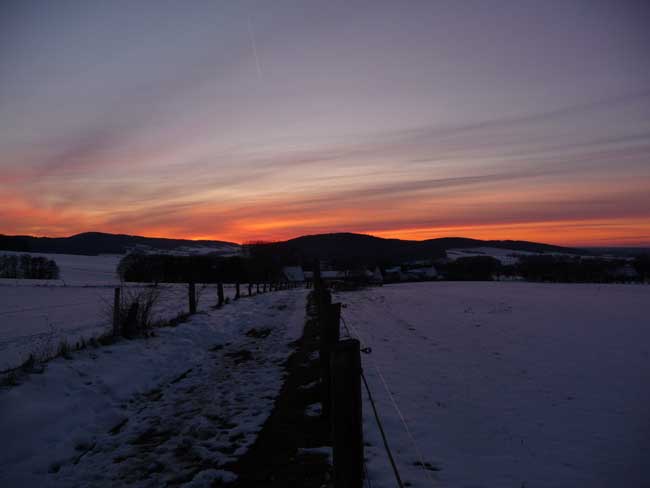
2 229 650 249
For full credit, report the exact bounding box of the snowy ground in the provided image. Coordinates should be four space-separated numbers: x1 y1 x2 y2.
0 251 122 285
445 247 535 265
0 251 243 370
336 282 649 488
0 288 307 487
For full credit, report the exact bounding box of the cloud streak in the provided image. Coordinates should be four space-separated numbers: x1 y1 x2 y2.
1 1 649 245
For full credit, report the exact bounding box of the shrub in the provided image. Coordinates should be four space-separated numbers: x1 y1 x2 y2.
445 256 501 281
116 287 161 338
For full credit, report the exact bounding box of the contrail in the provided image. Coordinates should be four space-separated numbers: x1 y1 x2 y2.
247 18 263 78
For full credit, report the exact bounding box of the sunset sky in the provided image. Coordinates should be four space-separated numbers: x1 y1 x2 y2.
1 0 649 246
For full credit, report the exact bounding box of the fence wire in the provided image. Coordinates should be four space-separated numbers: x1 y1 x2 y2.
341 313 437 487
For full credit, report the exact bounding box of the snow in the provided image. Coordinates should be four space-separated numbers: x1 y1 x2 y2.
304 402 322 418
0 252 249 370
0 288 307 487
335 282 650 488
0 282 244 370
0 250 122 285
446 247 537 265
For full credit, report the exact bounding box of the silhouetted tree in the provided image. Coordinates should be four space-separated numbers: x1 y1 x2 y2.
633 254 650 281
445 256 500 281
0 254 59 279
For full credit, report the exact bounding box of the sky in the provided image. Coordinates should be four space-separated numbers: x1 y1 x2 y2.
1 0 649 246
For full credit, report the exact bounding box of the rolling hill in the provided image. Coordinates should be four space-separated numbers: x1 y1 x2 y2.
0 232 240 256
0 230 580 262
246 232 579 264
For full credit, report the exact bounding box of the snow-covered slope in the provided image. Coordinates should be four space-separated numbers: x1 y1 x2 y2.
0 288 306 487
0 250 121 285
446 246 535 265
0 282 242 371
336 282 649 488
0 252 247 370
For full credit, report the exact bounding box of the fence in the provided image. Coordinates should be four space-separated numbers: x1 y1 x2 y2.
109 280 303 339
0 279 304 372
311 260 434 488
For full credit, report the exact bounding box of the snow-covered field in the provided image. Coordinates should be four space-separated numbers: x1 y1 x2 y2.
0 252 242 370
445 246 535 265
336 282 649 488
0 288 306 487
0 250 122 285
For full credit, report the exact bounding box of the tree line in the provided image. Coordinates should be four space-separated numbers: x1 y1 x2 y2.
117 251 283 283
0 254 60 279
440 254 649 282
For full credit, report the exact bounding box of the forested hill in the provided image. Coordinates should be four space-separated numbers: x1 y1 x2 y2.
0 230 579 261
0 232 240 256
247 232 579 264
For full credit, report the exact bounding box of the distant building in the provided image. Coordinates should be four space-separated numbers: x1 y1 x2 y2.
384 264 438 282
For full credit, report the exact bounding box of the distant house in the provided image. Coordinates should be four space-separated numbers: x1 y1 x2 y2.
384 265 437 282
303 269 345 282
282 266 305 282
305 267 382 287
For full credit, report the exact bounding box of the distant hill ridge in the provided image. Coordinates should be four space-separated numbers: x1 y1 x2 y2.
259 232 579 263
0 232 240 256
0 230 578 258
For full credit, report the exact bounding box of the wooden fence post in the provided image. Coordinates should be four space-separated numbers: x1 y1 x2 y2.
235 282 240 300
313 258 322 290
113 287 121 336
320 302 341 419
248 283 253 296
217 282 224 307
331 339 363 488
263 282 267 293
256 283 260 294
189 282 196 314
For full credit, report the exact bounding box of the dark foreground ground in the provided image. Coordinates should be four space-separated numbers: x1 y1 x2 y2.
227 295 332 487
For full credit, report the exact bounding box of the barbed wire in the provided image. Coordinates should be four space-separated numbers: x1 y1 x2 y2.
361 369 405 488
341 312 437 487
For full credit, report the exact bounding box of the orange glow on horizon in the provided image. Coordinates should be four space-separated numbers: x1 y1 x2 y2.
367 218 650 247
5 218 647 248
2 193 649 247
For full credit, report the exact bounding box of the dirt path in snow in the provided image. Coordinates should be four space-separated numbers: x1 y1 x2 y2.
52 292 307 487
227 292 333 488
